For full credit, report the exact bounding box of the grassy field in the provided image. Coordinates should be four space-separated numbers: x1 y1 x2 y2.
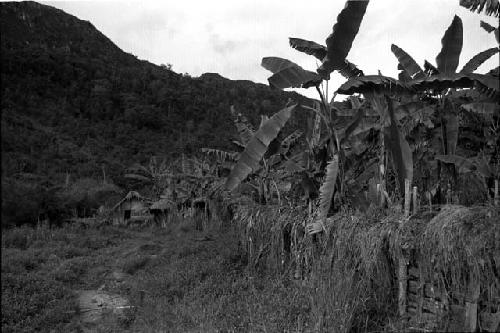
1 219 314 333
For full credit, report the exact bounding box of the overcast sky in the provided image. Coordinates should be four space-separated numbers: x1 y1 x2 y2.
43 0 498 99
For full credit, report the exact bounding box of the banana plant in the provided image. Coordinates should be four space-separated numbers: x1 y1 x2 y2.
224 105 296 192
261 0 370 224
338 14 499 204
124 156 172 197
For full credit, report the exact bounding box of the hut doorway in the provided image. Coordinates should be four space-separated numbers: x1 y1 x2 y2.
124 210 131 220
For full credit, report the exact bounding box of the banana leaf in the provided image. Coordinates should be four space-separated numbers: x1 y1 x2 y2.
317 0 369 79
319 154 339 222
386 97 413 193
424 60 440 76
460 48 499 73
480 20 499 43
480 20 496 33
337 59 365 79
460 0 499 17
279 130 302 155
288 37 327 60
461 102 499 115
391 44 425 79
487 66 499 76
337 75 410 95
225 105 295 191
407 73 475 91
261 57 322 89
436 15 463 74
469 73 500 98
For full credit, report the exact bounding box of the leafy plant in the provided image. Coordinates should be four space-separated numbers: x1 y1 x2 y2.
260 0 371 221
225 105 296 192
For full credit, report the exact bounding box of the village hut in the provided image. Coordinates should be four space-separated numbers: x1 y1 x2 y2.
149 198 174 226
112 191 152 226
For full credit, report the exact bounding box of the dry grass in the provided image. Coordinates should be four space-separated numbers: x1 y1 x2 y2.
400 204 500 304
4 203 497 332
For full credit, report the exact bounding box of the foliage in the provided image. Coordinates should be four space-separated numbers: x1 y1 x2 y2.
459 0 500 17
261 57 321 89
225 105 295 191
317 0 369 78
436 15 463 74
318 155 339 223
0 1 314 226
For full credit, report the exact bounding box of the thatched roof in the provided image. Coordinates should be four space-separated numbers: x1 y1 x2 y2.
112 191 151 211
150 198 174 210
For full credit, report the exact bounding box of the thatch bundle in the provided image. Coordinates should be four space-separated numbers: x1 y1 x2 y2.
403 205 499 291
397 204 500 331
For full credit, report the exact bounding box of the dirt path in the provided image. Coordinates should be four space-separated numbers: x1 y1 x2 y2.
71 226 221 332
70 230 172 332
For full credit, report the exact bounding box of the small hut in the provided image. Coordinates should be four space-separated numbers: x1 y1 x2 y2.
112 191 152 226
149 198 174 227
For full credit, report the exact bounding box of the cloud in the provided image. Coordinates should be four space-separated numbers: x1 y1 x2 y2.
209 33 238 55
42 0 499 100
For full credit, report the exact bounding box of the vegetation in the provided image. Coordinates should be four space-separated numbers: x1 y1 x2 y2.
2 0 499 332
0 1 311 227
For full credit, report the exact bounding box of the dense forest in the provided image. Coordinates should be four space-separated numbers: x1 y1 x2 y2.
0 1 312 226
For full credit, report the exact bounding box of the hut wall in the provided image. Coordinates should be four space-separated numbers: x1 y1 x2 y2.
403 261 500 332
130 200 146 212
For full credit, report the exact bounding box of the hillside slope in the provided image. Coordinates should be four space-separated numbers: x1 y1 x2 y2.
1 1 312 184
0 1 313 225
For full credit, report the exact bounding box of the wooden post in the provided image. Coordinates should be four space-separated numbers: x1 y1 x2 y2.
446 183 452 204
376 183 382 206
427 191 432 212
248 236 254 274
495 180 499 207
102 164 106 184
412 186 418 215
464 277 480 332
398 256 408 318
398 179 412 318
404 179 411 217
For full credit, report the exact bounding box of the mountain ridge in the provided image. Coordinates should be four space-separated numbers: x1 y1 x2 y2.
1 1 312 179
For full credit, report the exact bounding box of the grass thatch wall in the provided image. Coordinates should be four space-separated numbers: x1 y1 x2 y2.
232 202 500 332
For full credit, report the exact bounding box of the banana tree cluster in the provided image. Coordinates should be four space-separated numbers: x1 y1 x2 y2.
337 13 499 205
223 0 499 229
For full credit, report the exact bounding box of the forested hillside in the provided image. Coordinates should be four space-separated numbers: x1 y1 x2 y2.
0 1 312 225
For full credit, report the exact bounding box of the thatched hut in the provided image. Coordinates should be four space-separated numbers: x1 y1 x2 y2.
149 198 174 227
112 191 152 226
